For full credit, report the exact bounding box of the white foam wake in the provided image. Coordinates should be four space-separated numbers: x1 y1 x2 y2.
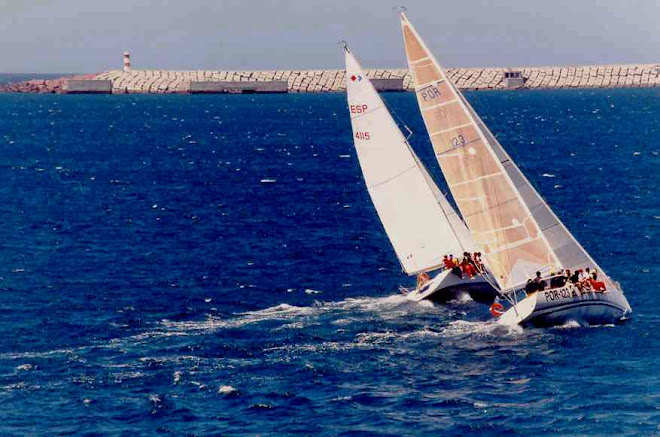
440 319 524 338
159 293 428 334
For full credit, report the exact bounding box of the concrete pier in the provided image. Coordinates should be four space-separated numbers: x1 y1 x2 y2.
370 78 405 91
63 80 113 94
189 80 288 93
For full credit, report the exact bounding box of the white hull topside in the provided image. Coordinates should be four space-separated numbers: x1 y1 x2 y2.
405 269 498 303
498 283 631 328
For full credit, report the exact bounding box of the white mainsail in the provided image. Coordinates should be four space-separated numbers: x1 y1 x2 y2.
345 47 471 275
400 13 562 291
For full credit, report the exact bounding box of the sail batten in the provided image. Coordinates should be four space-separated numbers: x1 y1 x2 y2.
400 13 562 290
345 47 472 275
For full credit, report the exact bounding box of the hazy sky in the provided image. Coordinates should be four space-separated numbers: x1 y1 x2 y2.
1 0 658 73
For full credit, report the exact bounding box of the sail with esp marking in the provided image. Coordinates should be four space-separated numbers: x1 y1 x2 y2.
345 47 472 275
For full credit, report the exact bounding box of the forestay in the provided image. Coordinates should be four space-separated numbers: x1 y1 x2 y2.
345 47 467 275
400 13 561 290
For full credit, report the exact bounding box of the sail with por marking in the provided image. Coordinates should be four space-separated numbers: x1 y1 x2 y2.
400 13 561 290
345 47 469 275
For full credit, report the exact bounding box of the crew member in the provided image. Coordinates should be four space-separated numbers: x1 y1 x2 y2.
417 272 430 289
443 255 453 270
533 271 546 291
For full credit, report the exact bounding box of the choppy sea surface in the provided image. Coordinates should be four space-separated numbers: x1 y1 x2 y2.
0 88 657 435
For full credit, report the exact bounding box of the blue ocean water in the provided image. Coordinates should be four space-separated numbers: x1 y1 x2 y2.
0 89 657 435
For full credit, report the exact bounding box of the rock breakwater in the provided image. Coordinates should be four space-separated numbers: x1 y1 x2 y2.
0 74 98 93
1 64 658 94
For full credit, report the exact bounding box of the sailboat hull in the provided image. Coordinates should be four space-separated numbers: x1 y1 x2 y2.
499 285 631 328
405 269 498 304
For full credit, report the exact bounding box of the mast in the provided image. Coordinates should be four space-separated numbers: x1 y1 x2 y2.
344 45 468 275
399 13 562 291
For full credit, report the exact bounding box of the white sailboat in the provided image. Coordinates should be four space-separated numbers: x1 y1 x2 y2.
398 12 632 326
344 45 497 303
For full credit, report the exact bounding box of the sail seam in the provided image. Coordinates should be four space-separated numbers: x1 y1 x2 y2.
410 57 430 65
433 137 481 158
448 172 500 188
474 216 535 236
460 196 519 220
429 123 473 136
421 99 457 112
485 236 545 255
416 78 447 89
366 162 417 190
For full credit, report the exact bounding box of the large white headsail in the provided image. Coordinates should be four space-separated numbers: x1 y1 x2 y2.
345 46 468 275
399 13 562 290
461 92 622 294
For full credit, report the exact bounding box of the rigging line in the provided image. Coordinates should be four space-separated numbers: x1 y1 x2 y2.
470 263 514 308
488 274 516 307
378 91 414 140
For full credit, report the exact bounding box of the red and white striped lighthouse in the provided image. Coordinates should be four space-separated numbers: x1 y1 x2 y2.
123 52 131 72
